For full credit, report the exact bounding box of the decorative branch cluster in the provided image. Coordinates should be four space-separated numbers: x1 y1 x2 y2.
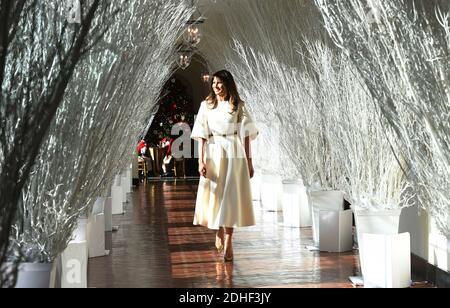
202 0 330 183
200 0 411 209
303 41 409 210
1 0 194 281
315 0 450 235
1 0 106 286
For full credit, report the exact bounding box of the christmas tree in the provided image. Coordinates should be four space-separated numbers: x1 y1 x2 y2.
146 77 194 146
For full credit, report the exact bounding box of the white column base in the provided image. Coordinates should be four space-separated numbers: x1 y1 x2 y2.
361 232 411 288
310 190 350 252
314 209 353 252
260 174 283 212
87 198 106 258
60 218 88 288
111 175 124 215
282 181 311 228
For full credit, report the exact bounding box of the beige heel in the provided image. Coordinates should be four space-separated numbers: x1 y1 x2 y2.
215 229 224 253
224 255 233 262
223 235 233 262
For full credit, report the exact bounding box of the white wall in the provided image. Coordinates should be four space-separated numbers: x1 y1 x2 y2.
428 216 450 272
400 203 450 272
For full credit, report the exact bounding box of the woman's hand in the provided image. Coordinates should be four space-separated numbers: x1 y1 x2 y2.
247 159 254 179
198 161 207 178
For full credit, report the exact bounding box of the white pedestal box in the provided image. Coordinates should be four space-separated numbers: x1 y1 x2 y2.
260 174 283 212
310 191 352 252
104 196 113 232
61 218 88 288
121 173 128 203
87 198 106 258
282 181 311 228
353 209 402 274
361 232 411 288
251 173 262 201
315 208 353 252
351 208 403 287
13 263 54 288
353 209 402 242
127 165 132 191
111 175 124 215
121 166 132 194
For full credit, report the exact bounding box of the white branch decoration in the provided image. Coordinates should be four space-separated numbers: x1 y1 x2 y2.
303 41 409 210
200 0 412 211
315 0 450 236
4 1 194 263
202 0 335 186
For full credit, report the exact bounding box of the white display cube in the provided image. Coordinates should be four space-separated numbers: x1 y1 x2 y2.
127 164 133 191
122 166 132 194
361 232 411 288
104 196 113 232
260 174 283 212
87 198 106 258
282 181 311 228
14 263 54 288
317 208 353 252
121 174 128 203
353 209 402 275
61 218 88 288
310 190 352 252
353 209 402 243
310 190 344 245
111 175 124 215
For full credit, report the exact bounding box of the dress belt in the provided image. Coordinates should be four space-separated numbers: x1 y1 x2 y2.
209 131 238 138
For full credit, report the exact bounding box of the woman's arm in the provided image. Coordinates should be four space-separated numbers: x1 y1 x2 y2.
198 138 207 177
244 136 255 178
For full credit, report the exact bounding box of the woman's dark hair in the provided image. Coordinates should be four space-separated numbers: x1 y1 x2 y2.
205 70 243 113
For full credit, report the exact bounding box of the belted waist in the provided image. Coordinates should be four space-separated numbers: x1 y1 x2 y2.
208 131 238 138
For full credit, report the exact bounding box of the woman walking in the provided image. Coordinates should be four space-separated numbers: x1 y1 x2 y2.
191 70 259 262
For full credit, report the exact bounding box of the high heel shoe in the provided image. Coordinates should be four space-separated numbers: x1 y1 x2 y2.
223 255 234 262
215 230 224 253
215 238 224 253
223 241 233 262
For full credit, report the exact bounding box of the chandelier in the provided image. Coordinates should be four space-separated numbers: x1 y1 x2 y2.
201 72 211 83
184 23 202 47
176 3 206 70
176 46 194 70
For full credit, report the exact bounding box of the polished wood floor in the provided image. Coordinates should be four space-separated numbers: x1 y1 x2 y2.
88 179 362 288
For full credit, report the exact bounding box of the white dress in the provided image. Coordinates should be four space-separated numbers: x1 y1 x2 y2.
191 100 259 230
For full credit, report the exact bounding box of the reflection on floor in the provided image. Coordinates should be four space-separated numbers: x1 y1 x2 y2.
88 179 364 288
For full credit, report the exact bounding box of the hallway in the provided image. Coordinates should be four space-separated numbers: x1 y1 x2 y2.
88 179 360 288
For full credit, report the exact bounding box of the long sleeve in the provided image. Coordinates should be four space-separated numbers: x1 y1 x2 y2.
191 101 210 141
238 103 259 141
